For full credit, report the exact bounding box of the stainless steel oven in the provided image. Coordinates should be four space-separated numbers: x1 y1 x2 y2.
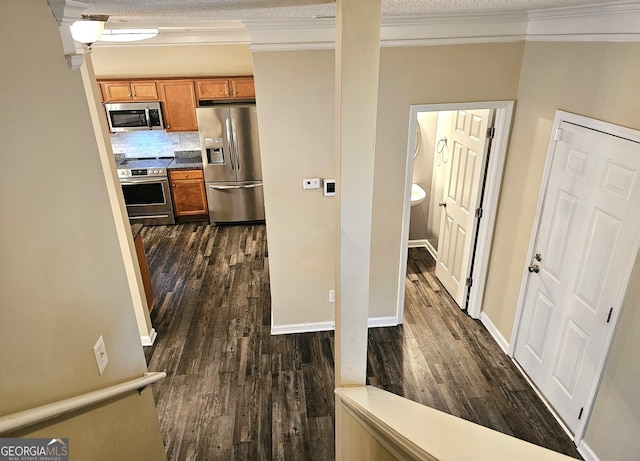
117 158 175 225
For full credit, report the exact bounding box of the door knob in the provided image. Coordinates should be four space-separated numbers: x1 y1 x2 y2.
534 253 542 261
528 264 540 273
438 202 447 207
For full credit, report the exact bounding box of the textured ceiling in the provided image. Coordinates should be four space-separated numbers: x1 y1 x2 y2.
82 0 626 24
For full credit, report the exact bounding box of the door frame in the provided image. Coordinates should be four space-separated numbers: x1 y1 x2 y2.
398 100 514 322
510 110 640 444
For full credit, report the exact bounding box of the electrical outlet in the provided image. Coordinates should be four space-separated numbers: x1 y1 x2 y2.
329 289 335 303
93 335 108 375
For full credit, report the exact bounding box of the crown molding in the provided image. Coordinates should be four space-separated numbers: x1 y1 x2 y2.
92 25 251 48
77 1 640 52
247 13 529 52
527 0 640 41
48 0 88 69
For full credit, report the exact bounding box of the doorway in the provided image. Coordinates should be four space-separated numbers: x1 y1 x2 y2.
512 110 640 442
398 101 514 322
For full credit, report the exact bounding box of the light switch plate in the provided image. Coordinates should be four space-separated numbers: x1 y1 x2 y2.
93 335 108 375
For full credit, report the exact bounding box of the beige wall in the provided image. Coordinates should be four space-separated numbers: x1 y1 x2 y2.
370 43 524 318
484 40 640 461
0 1 164 458
91 44 253 78
252 43 524 329
252 50 337 328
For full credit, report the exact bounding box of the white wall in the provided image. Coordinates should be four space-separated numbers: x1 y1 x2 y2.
0 2 165 458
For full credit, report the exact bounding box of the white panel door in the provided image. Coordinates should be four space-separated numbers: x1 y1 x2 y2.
436 109 493 307
514 120 640 434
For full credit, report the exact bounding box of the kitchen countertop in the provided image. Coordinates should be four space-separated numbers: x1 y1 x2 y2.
168 158 203 170
169 150 203 170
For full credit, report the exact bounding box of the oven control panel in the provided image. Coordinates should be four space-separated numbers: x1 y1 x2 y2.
118 168 167 178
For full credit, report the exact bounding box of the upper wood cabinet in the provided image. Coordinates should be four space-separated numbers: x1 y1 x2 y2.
196 77 255 101
100 81 158 102
157 80 198 132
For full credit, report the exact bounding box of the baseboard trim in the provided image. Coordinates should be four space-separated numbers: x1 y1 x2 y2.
408 239 428 248
577 440 599 461
271 316 399 335
368 316 399 328
271 321 336 335
141 328 157 346
480 312 509 354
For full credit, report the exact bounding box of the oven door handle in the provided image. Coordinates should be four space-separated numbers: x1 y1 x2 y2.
120 178 168 185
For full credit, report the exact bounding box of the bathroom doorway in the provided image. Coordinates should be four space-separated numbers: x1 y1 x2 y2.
398 101 514 321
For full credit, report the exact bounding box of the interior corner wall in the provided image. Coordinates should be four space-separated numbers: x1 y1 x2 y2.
482 40 640 461
0 1 164 458
91 44 254 78
369 42 524 318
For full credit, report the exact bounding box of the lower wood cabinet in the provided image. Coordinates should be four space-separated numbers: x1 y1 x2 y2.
133 233 154 312
169 169 208 217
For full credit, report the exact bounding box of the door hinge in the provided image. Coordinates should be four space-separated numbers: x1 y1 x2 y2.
578 407 584 420
554 128 564 142
466 277 473 287
475 208 483 218
607 307 613 323
486 127 495 139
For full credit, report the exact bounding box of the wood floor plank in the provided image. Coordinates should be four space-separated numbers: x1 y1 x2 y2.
142 224 580 460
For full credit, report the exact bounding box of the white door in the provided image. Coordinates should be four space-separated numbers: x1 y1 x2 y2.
436 109 494 307
514 117 640 435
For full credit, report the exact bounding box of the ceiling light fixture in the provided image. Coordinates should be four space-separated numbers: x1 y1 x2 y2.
70 14 109 46
98 29 159 43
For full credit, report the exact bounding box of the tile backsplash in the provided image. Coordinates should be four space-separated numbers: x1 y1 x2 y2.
110 131 200 158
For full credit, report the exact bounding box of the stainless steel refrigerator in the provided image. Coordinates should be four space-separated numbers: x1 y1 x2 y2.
196 105 265 225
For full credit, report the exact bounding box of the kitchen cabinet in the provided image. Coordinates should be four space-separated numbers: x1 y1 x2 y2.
133 232 154 312
169 169 208 217
196 77 255 100
100 80 158 102
157 80 198 132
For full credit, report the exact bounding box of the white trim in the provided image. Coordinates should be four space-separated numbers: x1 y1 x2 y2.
511 359 575 440
0 372 166 435
480 312 509 355
467 102 514 320
88 2 640 51
510 110 640 445
270 316 398 335
527 1 640 38
368 316 399 328
399 101 514 326
407 239 429 249
140 328 157 346
271 321 335 335
577 440 600 461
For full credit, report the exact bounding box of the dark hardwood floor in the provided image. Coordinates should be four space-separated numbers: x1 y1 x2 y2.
141 223 581 460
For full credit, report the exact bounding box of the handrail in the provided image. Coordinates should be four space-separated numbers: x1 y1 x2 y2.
335 386 579 461
0 372 166 435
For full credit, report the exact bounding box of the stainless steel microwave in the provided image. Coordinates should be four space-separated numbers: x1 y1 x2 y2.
104 102 164 132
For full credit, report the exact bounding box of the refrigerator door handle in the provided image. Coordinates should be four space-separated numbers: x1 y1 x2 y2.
225 118 236 170
230 119 240 170
208 184 263 190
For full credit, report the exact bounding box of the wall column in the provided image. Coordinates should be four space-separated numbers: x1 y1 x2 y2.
334 0 382 387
